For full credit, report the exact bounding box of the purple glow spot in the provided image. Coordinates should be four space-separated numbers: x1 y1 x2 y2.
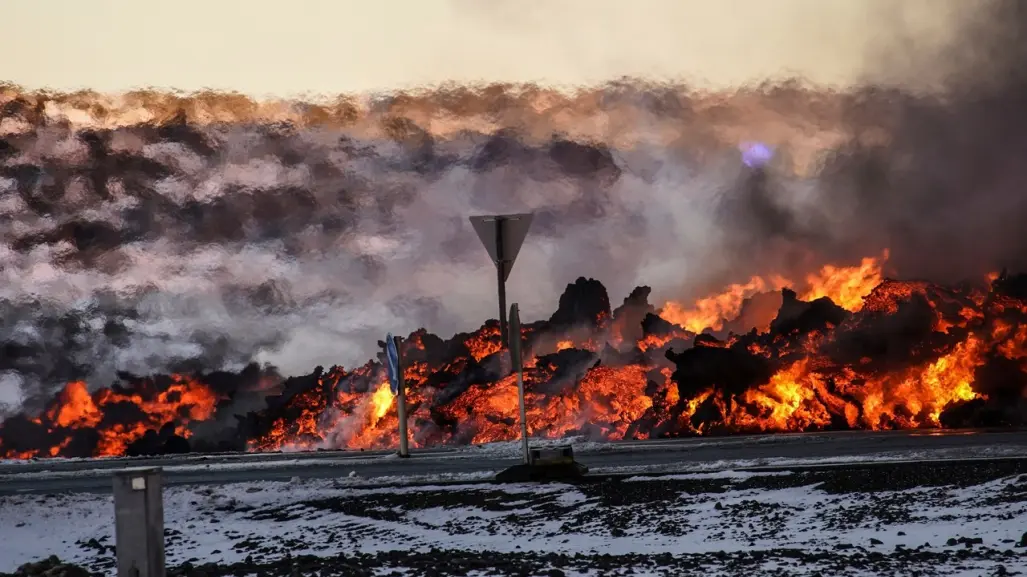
741 142 774 168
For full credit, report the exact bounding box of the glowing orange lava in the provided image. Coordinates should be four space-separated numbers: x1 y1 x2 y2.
2 251 1015 460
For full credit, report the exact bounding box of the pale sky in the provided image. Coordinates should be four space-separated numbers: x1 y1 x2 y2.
3 0 976 97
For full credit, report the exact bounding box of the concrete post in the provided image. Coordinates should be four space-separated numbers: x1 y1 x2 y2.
509 303 530 465
113 468 166 577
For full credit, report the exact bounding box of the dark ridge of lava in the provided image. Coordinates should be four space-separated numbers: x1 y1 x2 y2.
2 272 1027 460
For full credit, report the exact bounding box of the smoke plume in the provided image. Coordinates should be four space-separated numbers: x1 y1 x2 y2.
1 0 1025 417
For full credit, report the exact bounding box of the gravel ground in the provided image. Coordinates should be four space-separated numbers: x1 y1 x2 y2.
3 459 1027 576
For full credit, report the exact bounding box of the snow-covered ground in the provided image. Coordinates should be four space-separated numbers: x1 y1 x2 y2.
3 461 1027 576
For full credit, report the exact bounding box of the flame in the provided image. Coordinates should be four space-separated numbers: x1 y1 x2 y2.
638 333 681 352
3 251 1020 460
800 251 887 312
48 382 102 429
660 276 774 333
732 360 832 431
730 334 985 433
370 381 395 423
3 376 220 459
660 253 887 333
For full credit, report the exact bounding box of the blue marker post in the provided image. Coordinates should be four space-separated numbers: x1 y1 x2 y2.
385 333 410 458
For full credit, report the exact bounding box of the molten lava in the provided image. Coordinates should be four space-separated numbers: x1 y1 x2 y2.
2 252 1026 461
2 376 219 459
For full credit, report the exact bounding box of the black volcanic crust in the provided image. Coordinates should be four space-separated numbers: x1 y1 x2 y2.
3 273 1027 459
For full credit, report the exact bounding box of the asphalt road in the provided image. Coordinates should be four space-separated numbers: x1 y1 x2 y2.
2 429 1026 495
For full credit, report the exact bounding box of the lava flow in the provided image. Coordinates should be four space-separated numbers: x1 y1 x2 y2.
2 252 1026 460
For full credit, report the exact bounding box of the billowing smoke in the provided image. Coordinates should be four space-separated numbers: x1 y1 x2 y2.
1 0 1024 418
704 0 1027 286
816 0 1027 283
0 89 825 416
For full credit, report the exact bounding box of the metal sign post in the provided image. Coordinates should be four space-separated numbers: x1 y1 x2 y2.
469 213 534 349
494 300 588 483
385 333 410 458
509 303 530 464
113 468 165 577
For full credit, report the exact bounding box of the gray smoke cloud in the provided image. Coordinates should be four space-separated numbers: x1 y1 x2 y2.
0 110 750 412
1 0 1024 417
705 0 1027 288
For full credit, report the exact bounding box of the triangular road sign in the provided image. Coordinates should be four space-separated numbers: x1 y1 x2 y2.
469 213 533 282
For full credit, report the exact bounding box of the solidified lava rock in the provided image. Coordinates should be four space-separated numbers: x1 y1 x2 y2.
4 556 92 577
533 349 600 395
828 281 973 372
641 313 680 339
972 355 1027 404
548 277 612 330
991 270 1027 301
610 286 656 344
666 334 777 399
0 415 50 455
939 397 1025 428
769 289 849 336
125 423 191 457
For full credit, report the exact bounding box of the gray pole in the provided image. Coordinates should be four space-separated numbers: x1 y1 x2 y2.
394 335 410 458
495 218 508 349
113 468 165 577
510 304 530 464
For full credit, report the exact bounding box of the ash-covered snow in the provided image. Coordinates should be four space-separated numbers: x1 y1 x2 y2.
3 461 1027 576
